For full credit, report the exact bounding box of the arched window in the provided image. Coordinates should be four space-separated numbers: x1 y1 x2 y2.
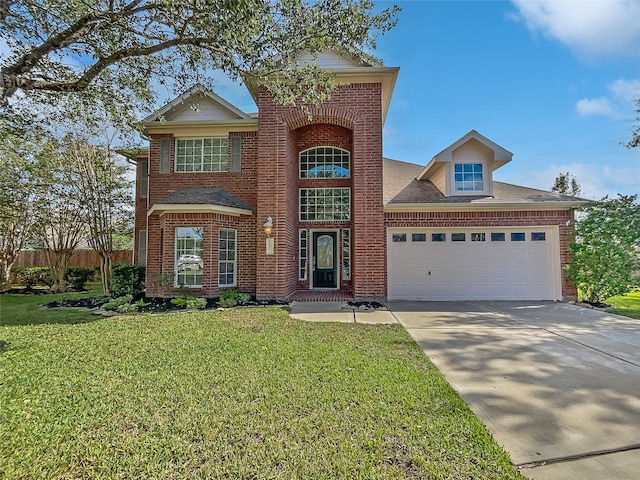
300 147 350 179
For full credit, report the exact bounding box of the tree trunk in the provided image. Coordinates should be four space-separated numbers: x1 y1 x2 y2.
0 259 14 293
46 249 72 293
99 252 113 296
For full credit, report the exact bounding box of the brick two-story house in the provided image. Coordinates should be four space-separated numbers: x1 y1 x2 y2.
126 51 585 302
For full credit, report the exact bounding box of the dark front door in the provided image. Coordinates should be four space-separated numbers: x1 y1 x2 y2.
313 232 337 288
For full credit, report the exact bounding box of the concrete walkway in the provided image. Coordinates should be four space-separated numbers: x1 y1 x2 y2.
389 301 640 480
289 301 396 324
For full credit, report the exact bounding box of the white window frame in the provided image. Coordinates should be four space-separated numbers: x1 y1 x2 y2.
175 137 228 172
299 229 308 280
175 227 204 288
453 163 484 192
341 228 351 281
218 228 237 287
299 146 350 179
299 188 351 221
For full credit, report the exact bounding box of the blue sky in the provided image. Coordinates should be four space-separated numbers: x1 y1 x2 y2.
214 0 640 199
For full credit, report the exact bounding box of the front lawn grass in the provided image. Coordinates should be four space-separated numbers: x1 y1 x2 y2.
0 283 104 326
1 295 524 479
606 290 640 320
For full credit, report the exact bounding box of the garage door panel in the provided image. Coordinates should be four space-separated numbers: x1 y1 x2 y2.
387 227 559 301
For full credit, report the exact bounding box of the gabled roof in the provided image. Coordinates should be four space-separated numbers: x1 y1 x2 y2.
148 188 252 217
418 130 513 181
384 158 589 211
142 84 253 123
242 48 399 123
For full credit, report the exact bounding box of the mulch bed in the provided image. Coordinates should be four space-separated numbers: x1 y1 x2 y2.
43 295 289 313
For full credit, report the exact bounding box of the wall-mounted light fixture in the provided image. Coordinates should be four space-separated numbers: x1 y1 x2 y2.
264 217 274 255
263 217 273 238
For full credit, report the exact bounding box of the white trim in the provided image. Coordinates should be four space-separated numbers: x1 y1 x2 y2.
175 226 204 288
143 85 253 122
310 228 341 290
299 146 351 179
174 137 228 173
299 187 351 221
218 228 237 288
148 204 252 217
384 202 582 213
143 120 258 136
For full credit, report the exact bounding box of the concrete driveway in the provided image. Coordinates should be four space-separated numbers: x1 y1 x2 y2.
388 301 640 480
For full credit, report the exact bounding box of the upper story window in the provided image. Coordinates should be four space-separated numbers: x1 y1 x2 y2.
454 163 483 191
300 147 350 179
176 138 228 172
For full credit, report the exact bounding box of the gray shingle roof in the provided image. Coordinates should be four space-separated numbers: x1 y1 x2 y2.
383 158 588 206
159 188 252 212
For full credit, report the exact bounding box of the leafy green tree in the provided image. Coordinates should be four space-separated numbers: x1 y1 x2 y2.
1 0 399 128
0 127 39 291
567 195 640 303
33 136 89 292
71 137 133 295
551 172 581 196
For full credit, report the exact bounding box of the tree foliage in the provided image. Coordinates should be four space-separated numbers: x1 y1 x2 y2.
0 126 39 291
567 195 640 303
1 0 399 128
551 172 581 196
627 97 640 149
69 137 133 295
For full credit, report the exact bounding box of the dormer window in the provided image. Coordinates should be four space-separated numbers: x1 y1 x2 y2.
454 163 483 192
300 147 350 178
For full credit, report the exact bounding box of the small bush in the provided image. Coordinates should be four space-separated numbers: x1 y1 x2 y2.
111 264 145 298
103 294 134 311
217 290 250 308
13 267 51 289
65 267 95 291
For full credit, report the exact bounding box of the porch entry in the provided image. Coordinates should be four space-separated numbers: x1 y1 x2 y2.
312 231 337 288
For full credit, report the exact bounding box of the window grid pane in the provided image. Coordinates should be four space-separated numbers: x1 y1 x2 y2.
454 163 483 191
300 147 350 178
175 227 204 287
176 138 228 172
342 229 351 280
299 188 350 221
219 229 237 287
299 229 308 280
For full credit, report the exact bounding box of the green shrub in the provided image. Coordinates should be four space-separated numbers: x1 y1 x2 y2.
170 297 207 309
103 294 133 311
111 264 145 298
13 267 51 288
65 267 95 291
217 290 250 308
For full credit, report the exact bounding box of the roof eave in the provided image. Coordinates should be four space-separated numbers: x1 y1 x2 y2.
384 201 588 213
148 204 253 217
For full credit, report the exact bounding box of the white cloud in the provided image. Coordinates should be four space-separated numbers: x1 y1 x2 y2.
576 78 640 117
608 78 640 103
576 97 613 116
510 0 640 60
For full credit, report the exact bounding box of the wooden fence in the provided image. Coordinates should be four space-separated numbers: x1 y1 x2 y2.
14 250 133 269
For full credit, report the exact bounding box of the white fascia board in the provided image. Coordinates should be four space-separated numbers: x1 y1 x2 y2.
142 119 258 135
384 202 585 213
143 85 252 123
148 204 252 217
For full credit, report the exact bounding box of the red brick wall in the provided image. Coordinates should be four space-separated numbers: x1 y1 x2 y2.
142 131 258 296
255 83 384 300
145 212 256 297
384 209 577 298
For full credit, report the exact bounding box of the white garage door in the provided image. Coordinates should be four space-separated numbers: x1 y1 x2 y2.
387 227 561 301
